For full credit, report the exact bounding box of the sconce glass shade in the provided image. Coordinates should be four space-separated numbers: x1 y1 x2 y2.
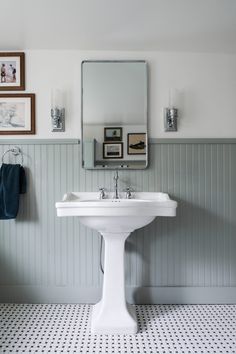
169 88 178 108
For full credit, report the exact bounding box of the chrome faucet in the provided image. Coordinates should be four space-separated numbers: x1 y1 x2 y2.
98 187 106 199
125 187 133 199
113 171 119 199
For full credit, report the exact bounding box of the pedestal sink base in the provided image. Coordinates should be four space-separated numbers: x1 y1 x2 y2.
91 302 137 334
90 231 138 334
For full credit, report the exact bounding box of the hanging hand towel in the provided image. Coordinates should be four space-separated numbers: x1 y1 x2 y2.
0 163 26 220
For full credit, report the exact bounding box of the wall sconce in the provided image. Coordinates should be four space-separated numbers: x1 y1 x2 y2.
164 89 178 132
51 89 65 132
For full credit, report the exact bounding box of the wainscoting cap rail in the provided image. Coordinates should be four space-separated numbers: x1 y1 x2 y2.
0 139 80 145
0 138 236 145
149 138 236 144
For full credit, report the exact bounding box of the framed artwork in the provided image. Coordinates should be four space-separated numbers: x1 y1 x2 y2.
127 133 147 155
0 94 35 135
0 52 25 90
103 142 123 159
104 127 122 141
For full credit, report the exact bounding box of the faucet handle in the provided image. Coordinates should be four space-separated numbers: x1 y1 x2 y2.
114 170 119 180
125 187 133 199
98 187 106 199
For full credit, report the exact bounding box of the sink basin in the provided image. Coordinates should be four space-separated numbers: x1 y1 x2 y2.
56 192 177 334
56 192 176 231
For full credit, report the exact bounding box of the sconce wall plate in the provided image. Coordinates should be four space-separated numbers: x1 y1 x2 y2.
164 107 178 132
51 108 65 132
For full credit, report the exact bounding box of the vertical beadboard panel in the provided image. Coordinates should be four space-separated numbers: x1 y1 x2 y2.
0 141 236 302
230 144 236 286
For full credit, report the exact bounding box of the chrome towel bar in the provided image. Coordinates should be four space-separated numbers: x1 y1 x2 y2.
1 146 23 166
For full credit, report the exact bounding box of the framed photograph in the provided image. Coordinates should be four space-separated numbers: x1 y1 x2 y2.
0 94 35 135
127 133 147 155
0 52 25 91
103 142 123 159
104 127 122 141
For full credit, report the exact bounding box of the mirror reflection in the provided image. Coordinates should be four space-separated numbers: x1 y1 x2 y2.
82 61 148 169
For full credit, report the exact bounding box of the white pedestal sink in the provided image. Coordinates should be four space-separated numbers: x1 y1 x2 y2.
56 192 177 334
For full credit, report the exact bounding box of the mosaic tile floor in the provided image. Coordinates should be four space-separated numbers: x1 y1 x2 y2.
0 304 235 353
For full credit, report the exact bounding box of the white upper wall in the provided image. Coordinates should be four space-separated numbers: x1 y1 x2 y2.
1 50 235 139
1 0 236 53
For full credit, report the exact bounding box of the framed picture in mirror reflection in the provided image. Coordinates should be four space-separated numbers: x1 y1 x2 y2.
103 142 123 159
127 133 146 155
104 127 122 142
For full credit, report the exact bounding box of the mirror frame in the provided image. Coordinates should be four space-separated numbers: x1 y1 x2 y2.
81 60 148 170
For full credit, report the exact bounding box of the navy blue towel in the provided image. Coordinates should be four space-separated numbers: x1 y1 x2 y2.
0 163 26 220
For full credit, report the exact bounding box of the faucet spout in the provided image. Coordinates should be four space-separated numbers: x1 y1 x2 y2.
113 170 119 199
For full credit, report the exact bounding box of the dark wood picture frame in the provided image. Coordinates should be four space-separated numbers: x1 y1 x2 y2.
104 127 123 142
0 52 25 91
0 94 35 135
103 142 123 159
127 133 146 155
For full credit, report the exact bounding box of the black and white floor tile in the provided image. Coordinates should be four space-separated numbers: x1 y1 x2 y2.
0 304 235 353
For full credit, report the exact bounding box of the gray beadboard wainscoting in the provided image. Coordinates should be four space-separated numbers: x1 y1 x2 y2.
0 139 236 304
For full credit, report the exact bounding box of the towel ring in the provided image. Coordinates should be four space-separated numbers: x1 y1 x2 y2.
1 146 24 166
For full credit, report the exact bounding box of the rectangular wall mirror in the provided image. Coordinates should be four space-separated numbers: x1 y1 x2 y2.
81 60 148 169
